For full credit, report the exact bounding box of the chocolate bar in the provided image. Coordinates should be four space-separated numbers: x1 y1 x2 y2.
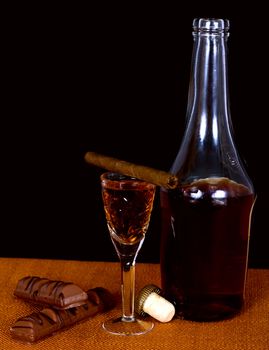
10 287 115 343
14 276 88 309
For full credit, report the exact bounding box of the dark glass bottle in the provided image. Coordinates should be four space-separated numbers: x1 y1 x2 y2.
160 18 256 321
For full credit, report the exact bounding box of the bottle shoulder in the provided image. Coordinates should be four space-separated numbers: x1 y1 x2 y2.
170 126 255 193
160 177 256 207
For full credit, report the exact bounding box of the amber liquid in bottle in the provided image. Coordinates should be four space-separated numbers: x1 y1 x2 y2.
161 178 255 320
160 19 256 321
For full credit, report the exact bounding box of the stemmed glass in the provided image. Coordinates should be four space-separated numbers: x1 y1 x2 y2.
100 172 156 335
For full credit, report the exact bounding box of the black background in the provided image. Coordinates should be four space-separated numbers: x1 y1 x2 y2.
2 4 268 267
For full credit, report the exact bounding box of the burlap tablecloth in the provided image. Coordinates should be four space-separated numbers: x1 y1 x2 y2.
0 257 268 350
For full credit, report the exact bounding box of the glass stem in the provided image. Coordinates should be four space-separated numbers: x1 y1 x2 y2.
121 259 135 322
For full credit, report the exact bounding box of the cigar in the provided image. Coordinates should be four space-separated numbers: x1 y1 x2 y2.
84 151 179 189
10 287 115 343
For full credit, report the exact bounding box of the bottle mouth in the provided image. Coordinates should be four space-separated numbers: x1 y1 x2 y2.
193 18 229 33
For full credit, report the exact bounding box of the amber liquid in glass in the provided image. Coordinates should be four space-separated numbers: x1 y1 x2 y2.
160 177 255 321
102 182 155 255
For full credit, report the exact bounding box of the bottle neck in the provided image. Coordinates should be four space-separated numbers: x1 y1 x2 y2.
172 30 233 176
188 31 230 134
171 22 253 190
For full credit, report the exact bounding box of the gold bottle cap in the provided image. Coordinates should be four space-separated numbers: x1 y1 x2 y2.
135 284 175 323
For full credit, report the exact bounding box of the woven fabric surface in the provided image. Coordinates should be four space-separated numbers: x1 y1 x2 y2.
0 258 268 350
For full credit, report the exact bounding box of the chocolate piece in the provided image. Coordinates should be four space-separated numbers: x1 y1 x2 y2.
10 287 115 343
14 276 88 309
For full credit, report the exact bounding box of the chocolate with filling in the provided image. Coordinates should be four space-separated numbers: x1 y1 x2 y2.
10 287 115 343
14 276 88 309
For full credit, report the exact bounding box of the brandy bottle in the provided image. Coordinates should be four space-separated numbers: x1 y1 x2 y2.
160 18 256 321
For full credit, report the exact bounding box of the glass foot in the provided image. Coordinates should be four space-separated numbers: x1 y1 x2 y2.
102 316 154 336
